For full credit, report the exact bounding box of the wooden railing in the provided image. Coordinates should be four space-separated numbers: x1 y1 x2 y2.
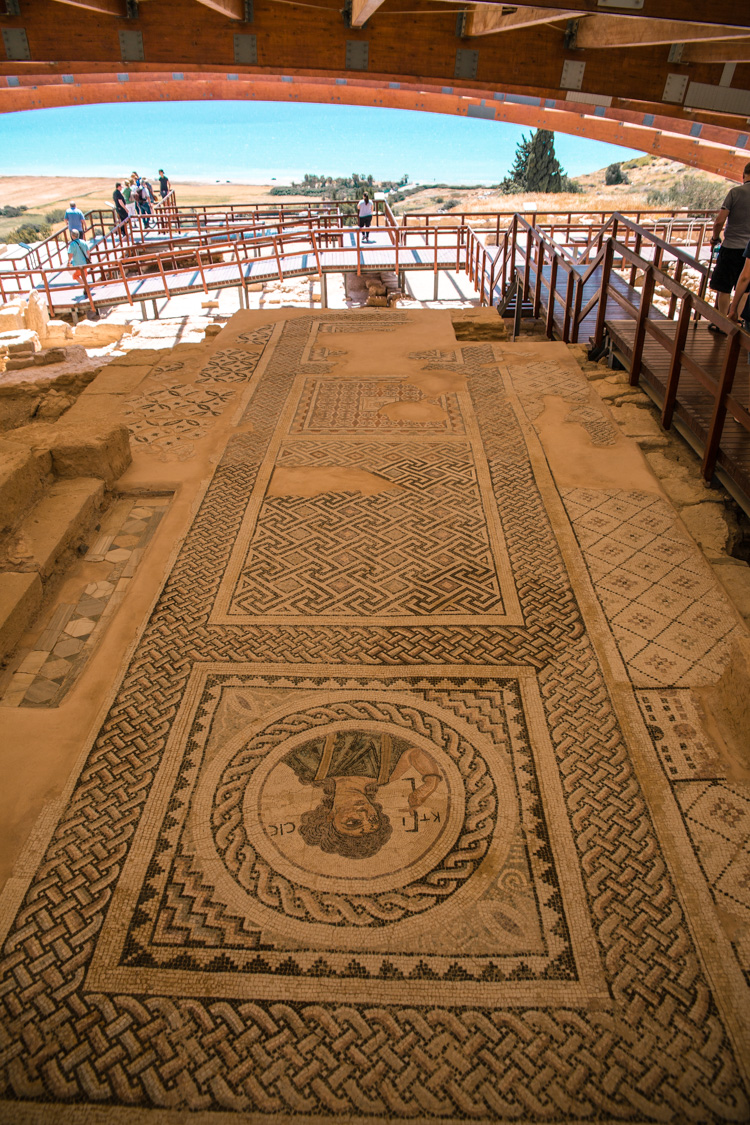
400 207 715 263
0 220 480 315
502 212 750 501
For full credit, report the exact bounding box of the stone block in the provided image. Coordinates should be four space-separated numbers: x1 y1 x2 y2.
5 477 104 580
44 320 74 344
25 291 50 340
366 296 388 307
34 348 67 366
0 394 42 433
0 441 50 534
0 329 40 354
611 402 665 440
680 502 730 554
712 562 750 621
0 572 43 665
6 419 131 486
0 306 26 332
71 320 132 347
81 364 152 396
5 357 35 371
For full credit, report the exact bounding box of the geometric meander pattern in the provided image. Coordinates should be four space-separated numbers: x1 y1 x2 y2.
229 441 508 618
0 313 747 1120
290 377 466 434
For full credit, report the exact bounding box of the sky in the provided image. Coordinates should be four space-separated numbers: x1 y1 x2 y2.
0 101 645 185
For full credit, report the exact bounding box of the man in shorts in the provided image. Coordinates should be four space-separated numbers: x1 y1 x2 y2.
727 238 750 329
709 161 750 332
357 192 373 243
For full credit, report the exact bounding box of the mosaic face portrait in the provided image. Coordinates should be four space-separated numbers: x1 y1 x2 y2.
280 729 444 860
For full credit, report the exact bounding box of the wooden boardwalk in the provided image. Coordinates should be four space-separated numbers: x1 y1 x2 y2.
608 318 750 506
21 230 470 314
521 251 750 514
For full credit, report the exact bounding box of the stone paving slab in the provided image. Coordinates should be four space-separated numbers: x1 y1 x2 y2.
0 311 748 1123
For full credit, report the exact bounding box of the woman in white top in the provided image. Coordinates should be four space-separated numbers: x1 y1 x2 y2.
357 192 374 243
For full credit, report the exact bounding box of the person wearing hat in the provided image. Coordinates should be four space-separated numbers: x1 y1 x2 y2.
64 201 85 236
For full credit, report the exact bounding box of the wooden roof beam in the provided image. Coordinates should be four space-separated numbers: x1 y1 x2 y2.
194 0 247 20
681 38 750 64
351 0 387 27
51 0 127 15
465 5 576 38
574 15 750 49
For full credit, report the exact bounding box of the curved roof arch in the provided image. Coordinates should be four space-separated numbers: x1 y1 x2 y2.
1 0 749 179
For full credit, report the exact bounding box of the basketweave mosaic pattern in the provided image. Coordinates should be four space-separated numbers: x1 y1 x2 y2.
0 312 749 1123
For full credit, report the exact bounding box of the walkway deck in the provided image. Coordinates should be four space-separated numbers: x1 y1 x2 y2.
24 230 470 313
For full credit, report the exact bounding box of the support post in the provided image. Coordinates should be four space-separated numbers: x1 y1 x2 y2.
592 239 614 349
321 272 328 308
546 254 558 339
513 271 522 341
661 292 693 428
702 330 741 481
629 266 655 386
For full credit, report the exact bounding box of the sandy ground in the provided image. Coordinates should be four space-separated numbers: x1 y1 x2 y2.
0 176 312 211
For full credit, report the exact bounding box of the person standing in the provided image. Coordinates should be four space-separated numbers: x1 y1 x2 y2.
158 169 170 199
65 201 85 235
137 180 152 228
113 182 128 226
357 191 374 243
709 161 750 332
67 229 91 284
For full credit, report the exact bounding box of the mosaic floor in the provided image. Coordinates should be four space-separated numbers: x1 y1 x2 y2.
1 310 749 1123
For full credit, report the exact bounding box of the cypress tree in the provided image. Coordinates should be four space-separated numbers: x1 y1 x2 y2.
525 130 564 192
500 129 568 194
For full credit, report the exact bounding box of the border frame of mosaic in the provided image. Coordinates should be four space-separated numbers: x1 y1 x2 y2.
86 661 609 1008
211 371 524 627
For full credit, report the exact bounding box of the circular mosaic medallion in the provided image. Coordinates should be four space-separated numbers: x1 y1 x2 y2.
203 697 504 928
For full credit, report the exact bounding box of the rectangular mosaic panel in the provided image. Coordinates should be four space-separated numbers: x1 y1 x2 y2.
88 664 606 1007
215 439 522 625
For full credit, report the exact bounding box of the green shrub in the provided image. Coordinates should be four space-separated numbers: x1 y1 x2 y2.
6 221 52 244
44 208 66 223
621 155 653 170
560 176 583 194
1 205 27 218
605 163 629 186
646 175 725 210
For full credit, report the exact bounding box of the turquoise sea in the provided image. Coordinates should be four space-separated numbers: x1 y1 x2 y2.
0 101 645 185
